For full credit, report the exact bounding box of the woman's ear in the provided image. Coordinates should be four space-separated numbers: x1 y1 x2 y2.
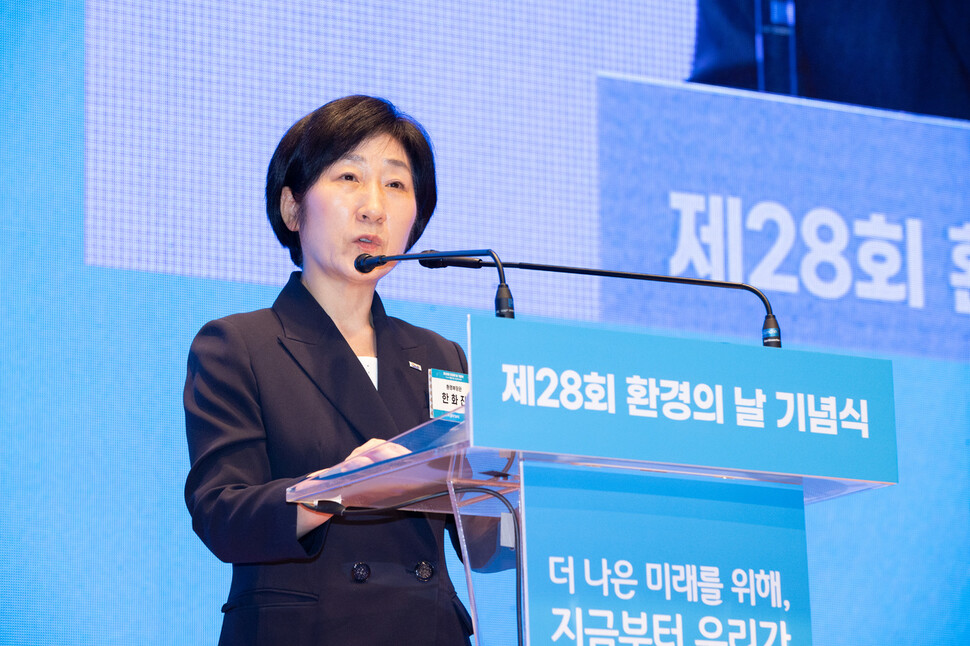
280 187 300 233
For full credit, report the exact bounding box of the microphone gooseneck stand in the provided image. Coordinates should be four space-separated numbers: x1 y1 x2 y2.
417 252 782 347
354 249 515 319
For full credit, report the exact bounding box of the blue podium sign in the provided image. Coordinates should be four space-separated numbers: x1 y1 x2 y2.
521 462 812 646
468 316 897 486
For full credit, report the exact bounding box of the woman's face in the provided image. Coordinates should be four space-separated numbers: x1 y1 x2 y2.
284 133 418 287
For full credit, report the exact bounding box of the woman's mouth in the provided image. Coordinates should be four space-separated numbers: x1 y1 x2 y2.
354 236 383 254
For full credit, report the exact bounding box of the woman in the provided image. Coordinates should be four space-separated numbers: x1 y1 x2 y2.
184 96 473 645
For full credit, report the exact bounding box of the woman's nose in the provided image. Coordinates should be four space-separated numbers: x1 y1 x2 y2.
357 183 386 223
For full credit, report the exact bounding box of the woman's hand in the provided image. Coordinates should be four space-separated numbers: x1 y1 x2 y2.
342 438 411 468
296 439 411 538
303 438 411 480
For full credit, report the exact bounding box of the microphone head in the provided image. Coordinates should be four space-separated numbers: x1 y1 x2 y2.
495 283 515 319
355 254 377 273
762 314 782 348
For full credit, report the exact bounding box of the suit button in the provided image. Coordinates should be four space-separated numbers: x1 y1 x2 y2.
352 562 371 583
414 561 435 582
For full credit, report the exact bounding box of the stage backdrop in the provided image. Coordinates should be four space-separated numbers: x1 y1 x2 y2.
2 2 968 644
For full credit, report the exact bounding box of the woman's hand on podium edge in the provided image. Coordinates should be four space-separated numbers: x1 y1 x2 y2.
296 439 411 538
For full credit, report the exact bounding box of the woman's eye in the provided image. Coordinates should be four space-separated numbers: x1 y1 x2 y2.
339 172 357 181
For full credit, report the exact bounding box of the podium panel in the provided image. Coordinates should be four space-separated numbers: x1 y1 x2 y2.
468 316 897 498
287 317 898 645
521 462 811 645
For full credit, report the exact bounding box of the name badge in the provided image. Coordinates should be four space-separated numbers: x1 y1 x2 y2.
429 368 469 419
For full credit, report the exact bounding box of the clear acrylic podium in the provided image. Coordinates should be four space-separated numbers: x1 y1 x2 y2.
287 317 898 646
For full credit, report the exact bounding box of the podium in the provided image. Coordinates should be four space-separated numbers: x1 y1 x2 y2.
288 317 898 646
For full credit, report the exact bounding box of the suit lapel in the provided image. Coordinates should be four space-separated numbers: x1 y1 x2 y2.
374 302 431 432
272 273 405 443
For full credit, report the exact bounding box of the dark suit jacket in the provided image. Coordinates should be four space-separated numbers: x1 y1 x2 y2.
184 272 472 645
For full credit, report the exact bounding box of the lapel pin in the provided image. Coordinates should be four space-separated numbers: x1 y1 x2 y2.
409 361 422 371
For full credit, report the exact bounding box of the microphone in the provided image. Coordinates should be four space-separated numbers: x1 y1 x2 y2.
354 250 515 319
354 254 388 273
420 255 782 348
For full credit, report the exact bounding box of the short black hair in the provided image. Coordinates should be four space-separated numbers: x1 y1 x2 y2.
266 95 437 267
